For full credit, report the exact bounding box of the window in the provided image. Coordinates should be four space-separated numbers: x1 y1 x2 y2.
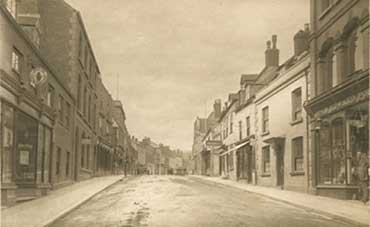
318 118 346 185
81 144 85 168
11 48 22 74
246 116 250 137
292 137 304 172
262 106 269 133
66 151 70 176
58 95 64 125
6 0 16 18
79 33 84 62
86 145 90 169
83 86 87 116
88 95 91 123
46 85 54 107
1 102 14 183
65 102 71 128
56 147 61 175
77 75 82 111
292 88 302 121
262 146 270 173
346 28 363 75
229 113 233 134
239 121 242 140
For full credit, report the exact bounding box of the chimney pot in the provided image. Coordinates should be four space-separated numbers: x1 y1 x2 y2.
272 35 277 49
266 41 271 49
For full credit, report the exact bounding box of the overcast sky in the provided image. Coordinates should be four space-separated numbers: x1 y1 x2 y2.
65 0 309 151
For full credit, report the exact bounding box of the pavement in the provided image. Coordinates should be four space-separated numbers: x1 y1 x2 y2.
49 175 360 227
191 175 370 227
1 175 125 227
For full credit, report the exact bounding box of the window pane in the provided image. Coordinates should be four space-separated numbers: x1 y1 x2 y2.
332 118 346 184
43 127 51 183
319 122 331 184
1 103 14 183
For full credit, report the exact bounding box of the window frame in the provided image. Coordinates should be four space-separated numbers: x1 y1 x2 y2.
292 137 304 172
262 106 269 134
246 116 250 137
291 88 303 122
11 48 22 75
262 146 270 173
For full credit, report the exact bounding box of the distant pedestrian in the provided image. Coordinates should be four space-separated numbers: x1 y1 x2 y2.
358 152 369 203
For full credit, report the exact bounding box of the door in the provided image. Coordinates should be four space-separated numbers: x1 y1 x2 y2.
276 145 285 187
15 112 38 185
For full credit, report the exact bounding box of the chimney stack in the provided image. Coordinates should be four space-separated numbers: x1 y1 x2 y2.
265 35 279 67
213 99 221 118
16 0 41 48
294 24 310 56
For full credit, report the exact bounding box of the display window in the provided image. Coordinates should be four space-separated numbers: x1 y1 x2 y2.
318 102 368 186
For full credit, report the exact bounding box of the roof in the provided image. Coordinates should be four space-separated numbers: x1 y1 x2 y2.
240 74 259 85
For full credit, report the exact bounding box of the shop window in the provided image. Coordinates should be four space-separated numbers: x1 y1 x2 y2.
43 127 51 182
292 137 304 172
262 106 269 134
331 118 346 184
11 48 22 75
56 147 61 176
246 116 250 137
318 118 348 185
1 102 14 183
15 112 38 183
262 146 270 173
291 88 302 121
239 121 243 140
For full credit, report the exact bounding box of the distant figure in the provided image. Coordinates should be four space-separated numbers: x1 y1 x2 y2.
358 153 369 203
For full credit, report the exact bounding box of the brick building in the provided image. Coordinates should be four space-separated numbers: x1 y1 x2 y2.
37 0 101 181
305 0 369 199
0 2 74 205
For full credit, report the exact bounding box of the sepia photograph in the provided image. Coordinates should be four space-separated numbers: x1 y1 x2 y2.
0 0 369 226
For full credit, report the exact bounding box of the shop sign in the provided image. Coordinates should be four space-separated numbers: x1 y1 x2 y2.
315 90 368 117
18 144 32 165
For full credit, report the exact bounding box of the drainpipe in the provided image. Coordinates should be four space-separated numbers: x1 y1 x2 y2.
305 69 310 193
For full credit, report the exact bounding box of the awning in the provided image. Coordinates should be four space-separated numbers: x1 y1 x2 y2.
220 140 250 156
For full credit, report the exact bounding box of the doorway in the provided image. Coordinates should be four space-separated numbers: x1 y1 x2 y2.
276 145 285 188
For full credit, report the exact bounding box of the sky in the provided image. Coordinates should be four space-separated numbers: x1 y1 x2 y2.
65 0 309 151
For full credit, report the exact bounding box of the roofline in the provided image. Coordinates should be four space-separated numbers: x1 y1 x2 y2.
0 6 75 102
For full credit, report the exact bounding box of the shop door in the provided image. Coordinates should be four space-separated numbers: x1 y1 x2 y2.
247 146 254 183
15 112 38 184
276 146 285 187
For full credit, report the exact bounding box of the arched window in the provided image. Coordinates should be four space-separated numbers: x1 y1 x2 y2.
342 18 362 76
319 38 336 93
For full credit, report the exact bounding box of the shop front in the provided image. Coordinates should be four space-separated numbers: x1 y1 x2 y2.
1 101 52 206
306 74 369 200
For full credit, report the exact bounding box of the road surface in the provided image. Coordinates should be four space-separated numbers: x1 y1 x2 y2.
50 175 357 227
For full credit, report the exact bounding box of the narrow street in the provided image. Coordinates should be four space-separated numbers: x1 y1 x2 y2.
50 176 356 227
